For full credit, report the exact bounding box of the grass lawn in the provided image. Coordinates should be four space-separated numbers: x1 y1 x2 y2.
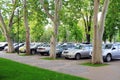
41 57 63 60
0 58 88 80
81 62 109 67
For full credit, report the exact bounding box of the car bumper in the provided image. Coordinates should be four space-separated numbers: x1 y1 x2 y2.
62 54 75 58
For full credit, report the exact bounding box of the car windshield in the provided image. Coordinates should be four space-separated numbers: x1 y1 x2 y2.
43 44 50 47
30 44 35 47
56 45 60 48
61 45 67 48
0 43 3 46
104 44 113 49
75 45 84 49
0 42 7 46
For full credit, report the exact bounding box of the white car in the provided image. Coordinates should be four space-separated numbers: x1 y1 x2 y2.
62 44 92 60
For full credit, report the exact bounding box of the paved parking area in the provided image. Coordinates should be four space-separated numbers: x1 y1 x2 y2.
0 51 120 80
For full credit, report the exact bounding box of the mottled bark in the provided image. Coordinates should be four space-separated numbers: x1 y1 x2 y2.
23 0 30 55
49 0 61 59
50 35 56 58
40 0 62 59
0 11 14 53
92 0 109 64
0 0 17 53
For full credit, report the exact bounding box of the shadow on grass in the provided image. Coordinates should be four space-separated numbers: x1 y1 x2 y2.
0 75 8 80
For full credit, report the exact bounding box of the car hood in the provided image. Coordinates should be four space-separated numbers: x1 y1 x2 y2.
102 49 111 55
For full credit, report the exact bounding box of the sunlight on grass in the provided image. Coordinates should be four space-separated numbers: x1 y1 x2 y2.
0 58 88 80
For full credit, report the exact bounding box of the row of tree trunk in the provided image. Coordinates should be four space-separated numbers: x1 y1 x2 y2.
0 0 110 64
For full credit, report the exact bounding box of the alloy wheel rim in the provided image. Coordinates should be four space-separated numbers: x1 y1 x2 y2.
107 55 111 62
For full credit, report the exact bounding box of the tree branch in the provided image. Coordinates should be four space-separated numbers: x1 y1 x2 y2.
0 10 8 36
81 13 87 32
99 0 110 38
12 15 23 24
40 0 54 22
8 0 17 28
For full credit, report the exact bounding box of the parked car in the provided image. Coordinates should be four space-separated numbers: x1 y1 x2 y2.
4 43 18 52
37 44 50 55
60 43 75 50
102 43 120 62
90 43 120 62
62 44 92 60
19 43 35 53
30 43 43 54
19 45 26 53
36 43 65 57
0 42 8 51
14 43 24 52
56 45 65 57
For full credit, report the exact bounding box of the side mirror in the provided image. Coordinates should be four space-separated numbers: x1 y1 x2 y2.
112 47 116 50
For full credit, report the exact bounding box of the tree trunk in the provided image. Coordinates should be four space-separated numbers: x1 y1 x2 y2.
50 1 59 58
50 35 56 58
92 0 101 64
109 35 113 42
40 0 62 59
23 0 30 55
50 22 58 58
87 25 91 43
0 11 14 53
6 34 14 52
0 0 17 53
86 33 90 43
63 27 67 42
92 0 109 64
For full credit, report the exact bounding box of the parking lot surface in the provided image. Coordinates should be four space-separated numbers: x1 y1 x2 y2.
0 51 120 80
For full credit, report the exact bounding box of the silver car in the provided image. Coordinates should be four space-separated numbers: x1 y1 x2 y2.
37 44 50 55
62 44 92 60
102 43 120 62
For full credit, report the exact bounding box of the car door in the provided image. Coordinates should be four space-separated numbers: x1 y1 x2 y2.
82 45 90 57
111 44 119 59
118 44 120 58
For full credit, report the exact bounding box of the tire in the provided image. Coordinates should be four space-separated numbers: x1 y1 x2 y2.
65 57 69 59
56 53 62 58
31 50 36 55
104 54 112 62
46 51 50 56
75 53 81 60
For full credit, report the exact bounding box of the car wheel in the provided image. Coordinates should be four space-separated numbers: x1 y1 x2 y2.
75 53 81 60
46 51 50 56
105 54 112 62
31 50 36 55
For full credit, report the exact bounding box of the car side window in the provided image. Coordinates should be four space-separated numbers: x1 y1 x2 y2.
113 45 118 50
84 46 89 50
105 44 112 49
118 44 120 50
